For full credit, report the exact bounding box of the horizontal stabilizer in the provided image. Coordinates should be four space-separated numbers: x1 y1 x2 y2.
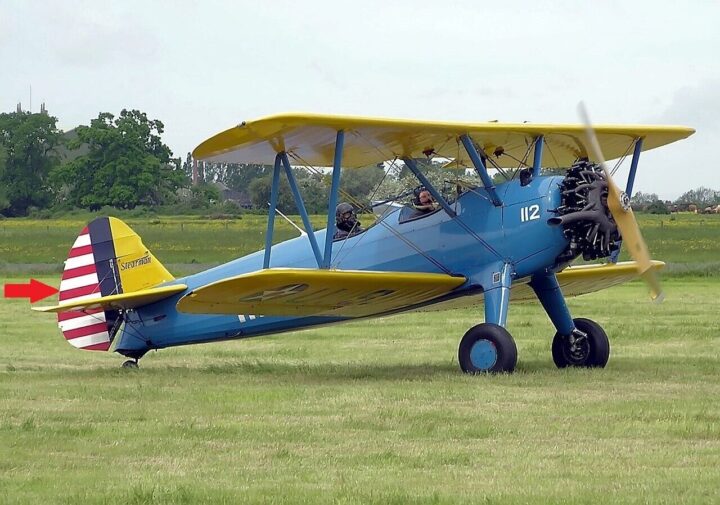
176 268 466 317
33 284 187 314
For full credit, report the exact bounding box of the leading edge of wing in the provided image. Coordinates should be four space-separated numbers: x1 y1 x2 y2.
192 112 695 167
176 268 467 318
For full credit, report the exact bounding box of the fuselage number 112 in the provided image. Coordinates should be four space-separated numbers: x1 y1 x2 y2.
520 204 540 222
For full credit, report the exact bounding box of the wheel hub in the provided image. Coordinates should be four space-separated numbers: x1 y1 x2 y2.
469 339 498 370
563 330 590 365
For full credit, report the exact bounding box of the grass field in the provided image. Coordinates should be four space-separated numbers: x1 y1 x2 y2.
1 277 719 504
0 215 324 272
1 213 718 275
1 213 719 503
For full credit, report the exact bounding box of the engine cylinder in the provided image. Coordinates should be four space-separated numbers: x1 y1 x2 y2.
551 160 621 264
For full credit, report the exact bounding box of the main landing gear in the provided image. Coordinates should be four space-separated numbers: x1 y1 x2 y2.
456 317 609 373
552 318 609 368
458 323 518 373
458 264 518 373
457 268 611 374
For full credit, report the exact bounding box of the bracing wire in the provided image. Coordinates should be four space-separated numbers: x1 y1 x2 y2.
610 139 635 177
507 141 535 180
543 140 562 170
351 131 501 260
287 145 454 274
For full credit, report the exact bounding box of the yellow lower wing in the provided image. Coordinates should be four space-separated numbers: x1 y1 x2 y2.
418 261 665 312
32 284 188 313
176 269 466 317
542 260 665 299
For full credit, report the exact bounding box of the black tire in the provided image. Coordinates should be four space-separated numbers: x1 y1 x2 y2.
121 360 139 369
552 318 609 368
458 323 518 374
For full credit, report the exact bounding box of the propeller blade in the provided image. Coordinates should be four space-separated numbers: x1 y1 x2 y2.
578 102 664 302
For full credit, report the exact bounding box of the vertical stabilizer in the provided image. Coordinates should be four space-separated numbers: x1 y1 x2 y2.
57 217 173 351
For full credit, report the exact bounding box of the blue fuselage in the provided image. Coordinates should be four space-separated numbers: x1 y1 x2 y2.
115 175 568 356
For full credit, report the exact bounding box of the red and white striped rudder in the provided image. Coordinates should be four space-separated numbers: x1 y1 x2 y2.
57 226 118 351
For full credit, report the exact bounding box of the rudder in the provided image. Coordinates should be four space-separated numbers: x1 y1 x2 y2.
57 217 174 351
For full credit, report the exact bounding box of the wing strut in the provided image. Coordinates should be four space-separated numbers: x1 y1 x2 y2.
609 137 643 263
625 137 643 197
280 152 323 266
263 154 282 269
459 134 503 206
263 151 326 269
531 136 544 177
322 130 344 268
402 157 456 217
402 157 503 261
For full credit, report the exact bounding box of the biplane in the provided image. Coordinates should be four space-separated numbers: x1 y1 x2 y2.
34 109 694 373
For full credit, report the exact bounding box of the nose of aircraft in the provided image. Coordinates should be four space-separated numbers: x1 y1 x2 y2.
578 102 664 302
548 160 621 262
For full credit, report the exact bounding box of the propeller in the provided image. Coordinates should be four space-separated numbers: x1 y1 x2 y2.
578 102 664 302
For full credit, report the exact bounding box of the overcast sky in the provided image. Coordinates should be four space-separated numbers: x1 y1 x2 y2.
2 0 718 199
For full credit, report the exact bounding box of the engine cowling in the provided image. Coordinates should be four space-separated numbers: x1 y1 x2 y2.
549 160 621 264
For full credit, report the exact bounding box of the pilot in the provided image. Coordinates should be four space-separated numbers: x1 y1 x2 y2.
333 202 364 239
413 189 439 213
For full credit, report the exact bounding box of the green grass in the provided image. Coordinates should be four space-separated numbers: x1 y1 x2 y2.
1 277 719 504
0 215 327 267
615 213 720 275
1 213 718 275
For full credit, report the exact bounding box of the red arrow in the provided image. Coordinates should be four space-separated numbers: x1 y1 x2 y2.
4 279 59 303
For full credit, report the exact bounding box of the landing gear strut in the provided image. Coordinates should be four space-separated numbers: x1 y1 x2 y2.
530 271 611 369
458 263 517 374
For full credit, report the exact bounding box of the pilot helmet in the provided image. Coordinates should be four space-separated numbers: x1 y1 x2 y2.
336 202 357 227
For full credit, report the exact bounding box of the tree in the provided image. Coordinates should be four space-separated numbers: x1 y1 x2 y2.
182 152 193 180
248 174 296 213
631 191 660 211
225 163 272 192
340 164 385 207
247 168 329 214
50 110 186 210
0 146 9 213
189 183 221 209
646 200 670 214
0 111 62 216
674 187 719 209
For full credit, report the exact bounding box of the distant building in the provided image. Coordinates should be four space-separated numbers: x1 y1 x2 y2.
211 181 252 209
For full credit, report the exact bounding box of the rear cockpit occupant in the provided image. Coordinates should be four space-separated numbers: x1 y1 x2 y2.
413 189 439 213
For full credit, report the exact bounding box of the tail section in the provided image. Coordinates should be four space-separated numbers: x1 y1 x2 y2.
57 217 174 351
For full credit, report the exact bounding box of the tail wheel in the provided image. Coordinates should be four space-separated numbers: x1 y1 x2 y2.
458 323 518 374
552 317 609 368
121 359 139 370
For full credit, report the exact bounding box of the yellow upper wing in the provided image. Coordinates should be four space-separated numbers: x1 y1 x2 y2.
176 268 466 317
193 113 694 169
